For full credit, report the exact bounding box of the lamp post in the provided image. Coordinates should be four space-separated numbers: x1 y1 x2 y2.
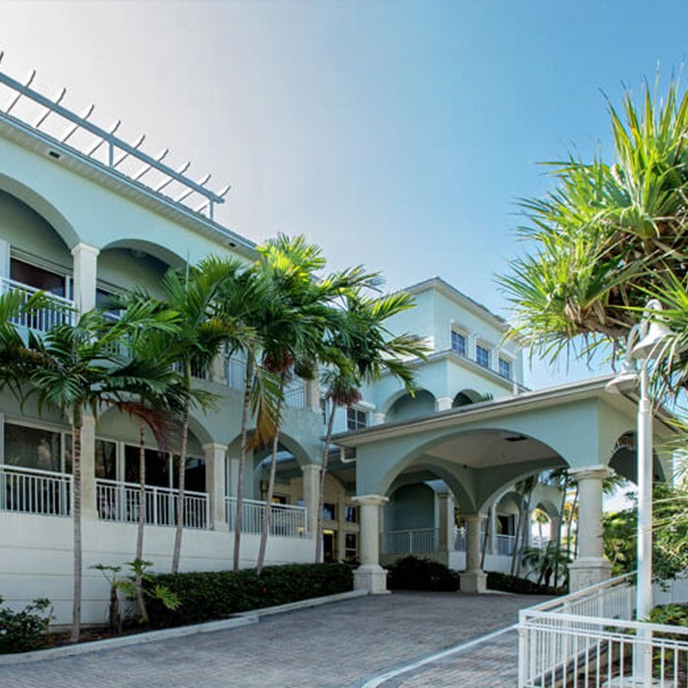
605 299 671 684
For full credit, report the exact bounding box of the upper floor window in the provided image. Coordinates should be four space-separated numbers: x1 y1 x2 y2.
347 407 368 431
499 357 513 380
476 344 490 368
10 258 72 299
451 330 466 356
344 505 358 523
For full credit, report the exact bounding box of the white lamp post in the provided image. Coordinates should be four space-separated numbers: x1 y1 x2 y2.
605 299 671 684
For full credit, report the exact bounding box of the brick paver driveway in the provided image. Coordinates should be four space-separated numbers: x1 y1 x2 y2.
0 591 547 688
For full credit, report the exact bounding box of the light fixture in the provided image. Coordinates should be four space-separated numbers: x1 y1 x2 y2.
632 299 672 360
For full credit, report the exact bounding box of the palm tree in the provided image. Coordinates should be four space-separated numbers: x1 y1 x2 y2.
253 234 377 575
0 292 177 642
511 475 537 576
131 257 249 574
315 288 427 562
498 79 688 364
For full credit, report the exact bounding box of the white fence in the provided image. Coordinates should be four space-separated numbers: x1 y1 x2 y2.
96 479 209 529
382 528 439 554
225 497 306 538
519 573 688 687
0 277 75 332
0 465 72 516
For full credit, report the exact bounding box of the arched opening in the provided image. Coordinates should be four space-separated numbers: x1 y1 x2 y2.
452 388 486 408
386 389 436 422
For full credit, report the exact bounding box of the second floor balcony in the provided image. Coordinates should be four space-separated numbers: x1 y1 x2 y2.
1 276 75 332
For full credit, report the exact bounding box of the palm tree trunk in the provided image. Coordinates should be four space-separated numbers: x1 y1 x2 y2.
511 506 523 576
233 355 254 573
70 405 83 643
171 362 191 573
256 371 285 576
315 399 337 563
135 417 148 622
566 485 579 560
516 492 533 576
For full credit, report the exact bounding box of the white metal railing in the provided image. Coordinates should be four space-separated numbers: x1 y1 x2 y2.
0 465 72 516
516 573 688 687
382 528 439 554
496 533 516 555
0 277 75 331
96 479 209 530
0 63 229 221
225 497 306 538
284 379 307 409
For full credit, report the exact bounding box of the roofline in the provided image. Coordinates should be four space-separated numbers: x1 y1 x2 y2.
332 375 677 447
400 276 508 331
0 101 257 260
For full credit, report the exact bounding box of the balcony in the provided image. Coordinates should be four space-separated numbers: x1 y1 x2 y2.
0 276 75 332
96 479 209 529
0 465 72 516
225 496 307 538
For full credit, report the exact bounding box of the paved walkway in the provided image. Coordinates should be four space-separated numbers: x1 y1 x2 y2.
0 591 546 688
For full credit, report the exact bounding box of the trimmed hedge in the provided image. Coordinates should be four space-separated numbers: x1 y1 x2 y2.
387 556 461 592
486 571 564 595
146 563 353 628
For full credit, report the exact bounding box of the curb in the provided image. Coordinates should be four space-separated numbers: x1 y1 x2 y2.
0 589 369 665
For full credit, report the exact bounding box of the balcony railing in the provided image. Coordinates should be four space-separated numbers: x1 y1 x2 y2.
516 573 688 687
96 479 209 529
226 354 308 409
382 528 440 555
0 465 72 516
225 496 306 538
0 277 75 332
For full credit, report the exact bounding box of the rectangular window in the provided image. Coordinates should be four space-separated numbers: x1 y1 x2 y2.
323 502 337 521
347 407 367 431
476 344 490 368
499 357 513 380
451 330 466 356
95 439 117 480
10 258 70 298
3 422 63 472
344 505 358 523
345 533 358 559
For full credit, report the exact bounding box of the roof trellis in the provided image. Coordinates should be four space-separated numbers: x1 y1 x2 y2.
0 53 230 221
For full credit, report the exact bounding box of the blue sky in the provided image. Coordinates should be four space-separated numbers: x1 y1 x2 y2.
1 0 688 388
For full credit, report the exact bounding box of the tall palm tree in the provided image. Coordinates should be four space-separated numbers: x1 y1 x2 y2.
315 288 427 562
253 235 376 575
0 292 177 642
128 257 249 574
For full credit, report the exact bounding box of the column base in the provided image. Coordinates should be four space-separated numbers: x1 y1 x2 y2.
460 570 487 594
568 557 612 592
354 564 390 594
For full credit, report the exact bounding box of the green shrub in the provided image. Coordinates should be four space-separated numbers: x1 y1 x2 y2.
146 563 353 628
387 556 460 592
486 570 563 595
649 603 688 627
0 596 52 654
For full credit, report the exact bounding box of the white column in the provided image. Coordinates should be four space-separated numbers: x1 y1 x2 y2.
203 443 228 530
0 238 9 278
301 463 321 535
435 397 453 412
568 465 612 591
80 412 98 521
488 504 497 555
372 412 385 426
71 243 99 313
460 513 487 593
209 355 227 385
437 493 454 556
352 494 389 594
226 457 240 498
306 379 321 414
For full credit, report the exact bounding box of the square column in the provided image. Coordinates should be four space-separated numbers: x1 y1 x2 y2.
352 494 389 594
435 397 453 412
460 513 487 593
71 243 99 313
568 465 612 591
203 443 228 530
301 463 321 535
